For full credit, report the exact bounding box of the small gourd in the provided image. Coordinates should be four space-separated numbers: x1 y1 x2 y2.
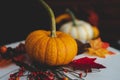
57 9 99 43
25 0 77 66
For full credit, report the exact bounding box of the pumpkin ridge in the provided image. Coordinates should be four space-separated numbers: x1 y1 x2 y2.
65 36 77 64
25 30 45 46
25 31 46 56
40 36 50 64
42 37 50 64
32 36 44 60
43 37 50 65
54 38 66 65
68 24 73 35
59 38 67 65
76 26 80 39
54 38 58 65
44 38 57 65
25 30 45 47
82 25 89 40
32 35 49 63
87 25 94 40
44 38 50 63
28 35 45 59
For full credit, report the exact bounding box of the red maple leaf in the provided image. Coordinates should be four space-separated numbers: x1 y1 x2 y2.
69 57 106 72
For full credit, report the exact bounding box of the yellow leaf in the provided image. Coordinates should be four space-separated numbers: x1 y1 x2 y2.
87 37 113 58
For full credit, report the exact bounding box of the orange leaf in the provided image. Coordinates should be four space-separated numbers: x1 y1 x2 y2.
0 59 12 68
87 37 114 58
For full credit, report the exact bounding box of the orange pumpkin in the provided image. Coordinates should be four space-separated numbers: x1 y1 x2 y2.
25 0 77 66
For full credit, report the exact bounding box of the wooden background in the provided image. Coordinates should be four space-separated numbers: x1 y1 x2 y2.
0 0 120 49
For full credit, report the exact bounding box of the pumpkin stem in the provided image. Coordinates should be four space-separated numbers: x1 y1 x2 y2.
39 0 56 37
66 9 77 26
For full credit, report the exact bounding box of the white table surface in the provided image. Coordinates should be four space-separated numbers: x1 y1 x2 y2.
0 41 120 80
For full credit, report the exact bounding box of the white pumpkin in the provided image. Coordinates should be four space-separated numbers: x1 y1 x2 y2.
58 9 99 43
60 20 96 42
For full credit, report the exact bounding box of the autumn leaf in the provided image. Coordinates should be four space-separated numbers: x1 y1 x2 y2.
87 37 115 58
0 59 12 68
102 42 110 49
69 57 106 72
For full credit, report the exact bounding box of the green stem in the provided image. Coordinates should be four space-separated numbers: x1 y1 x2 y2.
66 9 77 26
39 0 56 37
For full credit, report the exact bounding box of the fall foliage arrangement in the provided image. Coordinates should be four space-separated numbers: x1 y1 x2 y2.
0 0 115 80
0 43 106 80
